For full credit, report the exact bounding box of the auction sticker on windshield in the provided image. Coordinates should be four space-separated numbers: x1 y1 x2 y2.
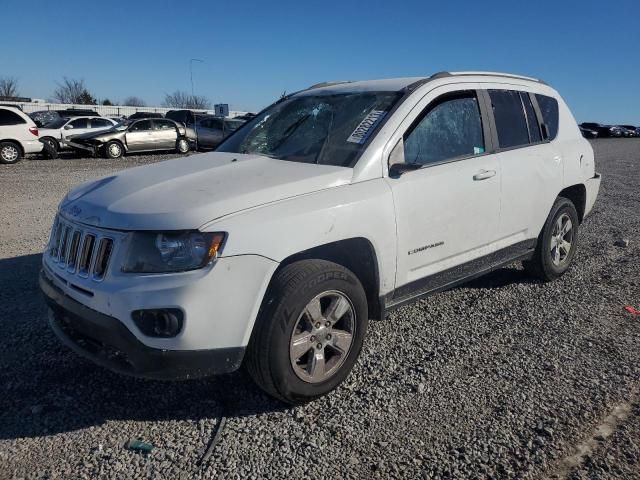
347 110 387 144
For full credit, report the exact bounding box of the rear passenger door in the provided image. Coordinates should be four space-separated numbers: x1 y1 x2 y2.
484 89 562 247
386 86 502 296
152 119 179 149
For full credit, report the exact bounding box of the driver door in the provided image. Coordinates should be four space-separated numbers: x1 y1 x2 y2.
62 117 92 141
385 86 502 300
125 119 154 151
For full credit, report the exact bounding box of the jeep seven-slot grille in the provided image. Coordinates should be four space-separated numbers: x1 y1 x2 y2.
48 215 114 281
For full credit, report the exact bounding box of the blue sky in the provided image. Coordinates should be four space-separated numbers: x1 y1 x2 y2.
1 0 638 123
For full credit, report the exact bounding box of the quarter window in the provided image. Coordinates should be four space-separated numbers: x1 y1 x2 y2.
488 90 530 149
403 92 485 166
535 94 559 141
0 108 26 125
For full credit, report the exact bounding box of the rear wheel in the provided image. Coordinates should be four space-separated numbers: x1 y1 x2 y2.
41 137 59 159
176 137 190 154
524 197 579 281
104 141 124 159
0 142 22 164
245 259 368 404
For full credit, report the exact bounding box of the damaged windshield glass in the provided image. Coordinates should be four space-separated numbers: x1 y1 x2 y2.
216 91 401 167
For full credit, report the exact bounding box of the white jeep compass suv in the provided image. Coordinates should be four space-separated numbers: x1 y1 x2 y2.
40 72 601 404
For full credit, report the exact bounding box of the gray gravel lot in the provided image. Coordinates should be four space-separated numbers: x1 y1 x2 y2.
0 140 639 479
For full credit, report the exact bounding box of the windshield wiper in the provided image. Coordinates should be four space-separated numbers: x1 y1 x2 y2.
269 114 311 151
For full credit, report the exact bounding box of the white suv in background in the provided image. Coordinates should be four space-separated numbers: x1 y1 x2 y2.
40 72 601 404
0 106 43 164
39 116 117 155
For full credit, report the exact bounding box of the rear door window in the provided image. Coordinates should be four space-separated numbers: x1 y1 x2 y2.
535 94 559 141
153 120 176 130
91 118 113 128
404 91 485 166
0 108 26 125
68 118 89 129
488 90 530 149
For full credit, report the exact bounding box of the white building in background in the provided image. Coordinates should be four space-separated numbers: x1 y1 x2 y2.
0 100 248 118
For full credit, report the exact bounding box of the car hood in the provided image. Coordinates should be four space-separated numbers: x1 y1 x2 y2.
72 129 118 141
59 152 353 230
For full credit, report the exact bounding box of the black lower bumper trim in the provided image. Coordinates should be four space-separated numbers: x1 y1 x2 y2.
39 270 245 380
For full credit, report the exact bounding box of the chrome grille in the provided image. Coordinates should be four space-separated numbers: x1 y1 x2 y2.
47 215 115 281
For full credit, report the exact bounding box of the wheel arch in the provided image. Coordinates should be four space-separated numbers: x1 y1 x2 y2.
40 136 59 149
272 237 383 321
558 184 586 223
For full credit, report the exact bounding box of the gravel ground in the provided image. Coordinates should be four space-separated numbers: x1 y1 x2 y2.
0 140 639 479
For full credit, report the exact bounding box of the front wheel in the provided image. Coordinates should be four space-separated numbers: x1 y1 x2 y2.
104 141 124 159
245 259 369 404
524 197 580 282
176 138 190 154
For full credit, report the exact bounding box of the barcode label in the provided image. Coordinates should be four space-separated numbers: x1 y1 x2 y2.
346 110 387 144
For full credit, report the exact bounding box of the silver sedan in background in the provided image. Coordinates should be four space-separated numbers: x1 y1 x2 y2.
63 118 191 159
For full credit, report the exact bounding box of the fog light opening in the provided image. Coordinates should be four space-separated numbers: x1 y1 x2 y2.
132 309 184 338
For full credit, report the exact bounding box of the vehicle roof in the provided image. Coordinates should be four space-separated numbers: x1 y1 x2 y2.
297 71 548 96
0 105 27 113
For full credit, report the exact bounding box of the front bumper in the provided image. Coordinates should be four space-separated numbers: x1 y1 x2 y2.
40 271 245 380
61 140 98 155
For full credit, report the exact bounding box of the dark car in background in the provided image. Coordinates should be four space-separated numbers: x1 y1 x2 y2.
127 112 165 120
580 122 623 138
63 118 190 158
30 108 101 127
186 115 246 149
579 126 598 139
620 125 639 137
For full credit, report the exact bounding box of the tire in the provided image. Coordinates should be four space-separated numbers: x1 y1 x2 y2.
176 137 190 154
104 141 124 159
245 259 369 404
41 137 59 159
0 141 22 164
523 197 580 282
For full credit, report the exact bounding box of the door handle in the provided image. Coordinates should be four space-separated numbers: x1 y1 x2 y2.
473 169 496 181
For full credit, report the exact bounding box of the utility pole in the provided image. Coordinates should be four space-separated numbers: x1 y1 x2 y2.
190 58 204 151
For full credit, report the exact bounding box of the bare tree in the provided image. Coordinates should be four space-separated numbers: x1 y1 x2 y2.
123 96 146 107
51 77 96 105
0 77 20 98
162 90 211 109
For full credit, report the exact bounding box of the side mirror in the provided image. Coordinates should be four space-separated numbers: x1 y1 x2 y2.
387 137 422 177
389 162 422 177
64 124 74 130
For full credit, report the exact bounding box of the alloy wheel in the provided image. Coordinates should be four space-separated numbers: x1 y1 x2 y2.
289 290 356 383
550 213 573 266
1 145 19 162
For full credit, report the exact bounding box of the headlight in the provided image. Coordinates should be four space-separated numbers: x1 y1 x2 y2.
122 231 226 273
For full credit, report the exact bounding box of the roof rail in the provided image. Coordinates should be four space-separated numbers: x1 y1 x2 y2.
307 81 353 90
429 71 546 85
